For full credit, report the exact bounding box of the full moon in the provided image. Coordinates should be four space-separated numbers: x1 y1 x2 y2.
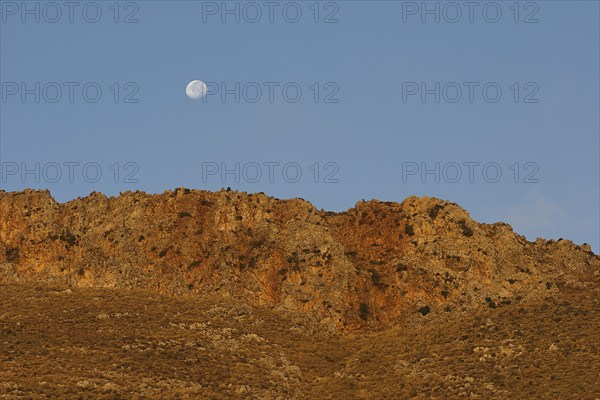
186 80 208 99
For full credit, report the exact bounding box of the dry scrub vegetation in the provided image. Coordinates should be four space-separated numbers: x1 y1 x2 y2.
1 283 599 399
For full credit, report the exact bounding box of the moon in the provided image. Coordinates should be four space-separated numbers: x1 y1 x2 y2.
186 80 208 99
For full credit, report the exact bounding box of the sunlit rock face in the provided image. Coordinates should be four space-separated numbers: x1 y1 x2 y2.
1 188 598 331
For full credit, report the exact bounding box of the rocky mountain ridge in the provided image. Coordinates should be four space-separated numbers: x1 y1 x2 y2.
1 188 598 332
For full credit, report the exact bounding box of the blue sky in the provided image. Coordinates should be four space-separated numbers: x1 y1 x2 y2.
1 1 598 252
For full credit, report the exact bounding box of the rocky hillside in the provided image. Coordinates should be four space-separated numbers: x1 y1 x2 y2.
1 189 598 331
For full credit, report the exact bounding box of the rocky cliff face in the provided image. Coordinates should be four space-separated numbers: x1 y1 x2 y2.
1 189 598 331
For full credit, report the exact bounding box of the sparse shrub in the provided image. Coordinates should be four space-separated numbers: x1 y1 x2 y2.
188 260 201 270
5 247 20 262
396 264 408 272
485 297 497 309
286 252 299 265
178 211 192 218
404 224 415 236
252 233 267 248
458 220 473 237
60 231 78 247
418 305 430 316
240 256 257 271
359 303 370 320
368 268 381 285
429 204 444 219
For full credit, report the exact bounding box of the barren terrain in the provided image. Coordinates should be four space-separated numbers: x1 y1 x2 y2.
1 284 599 399
1 189 599 398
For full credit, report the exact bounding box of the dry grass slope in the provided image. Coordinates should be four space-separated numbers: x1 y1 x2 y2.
1 284 599 399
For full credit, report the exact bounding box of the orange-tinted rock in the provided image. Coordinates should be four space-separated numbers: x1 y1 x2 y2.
1 189 598 331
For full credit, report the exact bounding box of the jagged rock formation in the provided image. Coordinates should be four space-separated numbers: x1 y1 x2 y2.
1 189 598 331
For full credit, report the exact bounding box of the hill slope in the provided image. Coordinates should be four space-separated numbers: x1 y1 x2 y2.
1 284 599 399
0 188 598 331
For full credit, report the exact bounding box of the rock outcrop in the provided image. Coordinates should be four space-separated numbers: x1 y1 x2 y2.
1 188 598 331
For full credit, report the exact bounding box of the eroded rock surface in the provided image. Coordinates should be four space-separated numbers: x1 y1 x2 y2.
1 189 598 331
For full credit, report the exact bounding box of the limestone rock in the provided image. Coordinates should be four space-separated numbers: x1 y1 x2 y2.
1 188 598 331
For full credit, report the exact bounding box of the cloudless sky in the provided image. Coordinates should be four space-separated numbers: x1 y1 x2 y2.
1 1 598 252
